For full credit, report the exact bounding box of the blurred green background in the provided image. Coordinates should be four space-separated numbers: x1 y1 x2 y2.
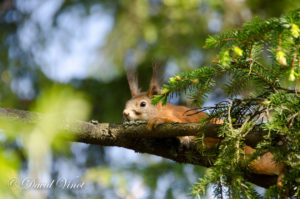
0 0 299 198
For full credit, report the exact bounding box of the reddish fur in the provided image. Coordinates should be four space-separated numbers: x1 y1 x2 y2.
244 146 284 187
154 103 207 122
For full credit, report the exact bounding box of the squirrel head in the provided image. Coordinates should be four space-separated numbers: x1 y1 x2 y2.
123 66 161 121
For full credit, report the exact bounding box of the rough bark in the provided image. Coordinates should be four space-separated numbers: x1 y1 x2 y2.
0 107 277 188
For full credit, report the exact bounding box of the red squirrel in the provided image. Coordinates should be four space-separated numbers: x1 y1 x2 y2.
123 67 284 187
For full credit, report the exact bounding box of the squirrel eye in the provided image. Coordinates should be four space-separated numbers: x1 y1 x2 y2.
140 101 146 107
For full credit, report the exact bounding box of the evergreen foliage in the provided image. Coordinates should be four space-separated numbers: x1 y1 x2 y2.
154 10 300 198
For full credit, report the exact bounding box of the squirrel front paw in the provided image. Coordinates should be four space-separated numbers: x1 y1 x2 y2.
147 117 173 130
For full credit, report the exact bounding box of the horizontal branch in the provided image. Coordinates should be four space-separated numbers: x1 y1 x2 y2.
0 107 277 188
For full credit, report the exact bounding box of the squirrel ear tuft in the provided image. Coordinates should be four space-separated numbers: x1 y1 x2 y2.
147 64 162 97
126 69 140 97
147 84 160 96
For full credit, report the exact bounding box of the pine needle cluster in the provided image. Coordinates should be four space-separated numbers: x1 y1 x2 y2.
153 10 300 198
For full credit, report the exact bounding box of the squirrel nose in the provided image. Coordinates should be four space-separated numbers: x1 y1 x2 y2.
123 110 129 118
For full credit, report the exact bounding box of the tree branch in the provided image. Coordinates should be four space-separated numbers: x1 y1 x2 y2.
0 107 277 188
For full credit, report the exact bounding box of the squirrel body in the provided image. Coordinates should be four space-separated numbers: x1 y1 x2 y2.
123 67 284 187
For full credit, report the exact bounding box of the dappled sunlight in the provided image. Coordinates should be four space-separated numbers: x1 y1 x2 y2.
0 0 299 198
